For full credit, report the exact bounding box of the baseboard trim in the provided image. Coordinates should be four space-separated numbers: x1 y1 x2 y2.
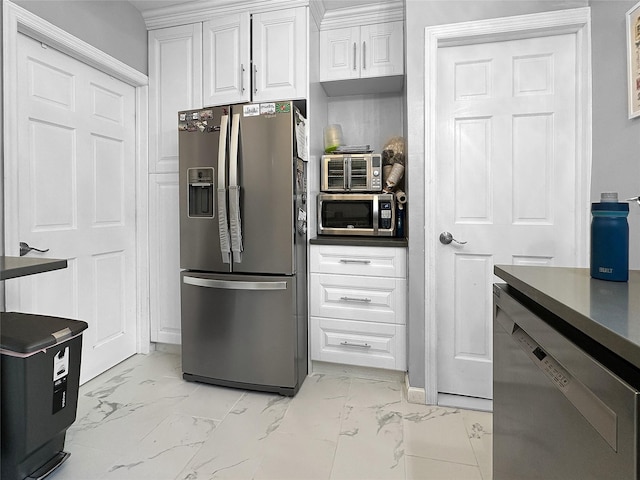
405 372 427 404
310 361 405 383
153 342 181 355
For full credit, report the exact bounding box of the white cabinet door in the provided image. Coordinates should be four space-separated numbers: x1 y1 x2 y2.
310 317 406 370
319 26 360 82
310 274 406 324
203 13 250 106
149 173 181 344
319 21 404 83
310 245 406 278
360 21 404 78
252 6 307 102
149 24 202 173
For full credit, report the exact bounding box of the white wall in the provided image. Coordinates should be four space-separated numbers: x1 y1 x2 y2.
590 0 640 267
13 0 148 74
327 92 405 154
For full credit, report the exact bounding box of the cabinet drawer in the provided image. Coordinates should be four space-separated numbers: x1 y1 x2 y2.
310 317 406 371
310 274 406 324
310 245 406 277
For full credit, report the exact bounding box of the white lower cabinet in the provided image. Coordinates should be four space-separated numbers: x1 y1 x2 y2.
310 317 406 370
149 173 181 344
310 274 406 324
309 244 407 371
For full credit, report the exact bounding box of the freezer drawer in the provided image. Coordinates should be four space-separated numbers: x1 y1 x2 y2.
180 271 305 395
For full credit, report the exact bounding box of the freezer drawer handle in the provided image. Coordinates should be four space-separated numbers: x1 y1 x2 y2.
340 341 371 349
339 259 371 265
183 276 286 291
340 296 372 303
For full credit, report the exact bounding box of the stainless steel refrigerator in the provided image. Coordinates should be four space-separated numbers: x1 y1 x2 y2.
178 101 308 396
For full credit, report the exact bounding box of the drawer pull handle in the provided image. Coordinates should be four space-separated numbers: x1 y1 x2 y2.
340 296 372 303
339 259 371 264
340 341 371 349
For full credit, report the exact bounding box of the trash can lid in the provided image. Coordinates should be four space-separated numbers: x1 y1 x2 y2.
0 312 88 354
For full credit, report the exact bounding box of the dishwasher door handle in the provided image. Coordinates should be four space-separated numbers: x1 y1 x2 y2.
183 276 287 291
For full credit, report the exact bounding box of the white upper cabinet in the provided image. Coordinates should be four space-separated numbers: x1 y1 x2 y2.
251 7 308 102
149 24 203 173
361 22 404 78
320 21 403 82
203 13 251 106
319 26 361 81
202 7 307 106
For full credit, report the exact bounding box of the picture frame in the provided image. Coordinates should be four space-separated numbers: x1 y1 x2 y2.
627 1 640 118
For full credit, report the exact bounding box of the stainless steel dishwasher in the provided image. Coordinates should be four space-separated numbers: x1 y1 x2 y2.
493 284 639 480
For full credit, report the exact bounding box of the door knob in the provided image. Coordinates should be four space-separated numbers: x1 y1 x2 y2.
19 242 49 256
439 232 467 245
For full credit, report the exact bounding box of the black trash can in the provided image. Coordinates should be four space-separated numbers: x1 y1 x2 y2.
1 312 88 480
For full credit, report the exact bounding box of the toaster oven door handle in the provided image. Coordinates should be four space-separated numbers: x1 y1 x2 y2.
345 157 351 190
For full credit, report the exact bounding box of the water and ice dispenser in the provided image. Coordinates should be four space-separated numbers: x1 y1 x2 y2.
188 168 214 218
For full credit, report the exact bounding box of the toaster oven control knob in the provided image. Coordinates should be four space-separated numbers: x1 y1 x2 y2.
373 170 380 176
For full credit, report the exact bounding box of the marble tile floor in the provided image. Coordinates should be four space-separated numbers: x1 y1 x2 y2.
48 350 492 480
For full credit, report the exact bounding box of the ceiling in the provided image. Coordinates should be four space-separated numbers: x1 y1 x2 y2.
128 0 387 13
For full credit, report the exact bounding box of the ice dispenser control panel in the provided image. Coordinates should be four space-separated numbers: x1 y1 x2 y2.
188 168 214 218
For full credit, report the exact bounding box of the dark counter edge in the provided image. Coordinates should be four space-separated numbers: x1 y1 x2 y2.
494 265 640 372
1 256 68 280
310 236 408 247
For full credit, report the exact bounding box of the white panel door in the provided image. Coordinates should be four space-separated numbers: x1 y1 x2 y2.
149 24 202 173
149 173 181 344
436 34 578 399
252 7 307 102
319 26 360 82
203 13 250 106
12 33 137 384
360 21 404 78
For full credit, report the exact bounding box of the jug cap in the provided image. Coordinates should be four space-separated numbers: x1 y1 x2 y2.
600 192 619 202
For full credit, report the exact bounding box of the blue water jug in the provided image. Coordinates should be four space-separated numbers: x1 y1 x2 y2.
590 192 629 282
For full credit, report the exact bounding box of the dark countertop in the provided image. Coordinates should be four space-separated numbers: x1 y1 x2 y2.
495 265 640 371
1 256 68 280
310 236 408 247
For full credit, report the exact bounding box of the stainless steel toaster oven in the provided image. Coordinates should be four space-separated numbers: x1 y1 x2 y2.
321 154 382 192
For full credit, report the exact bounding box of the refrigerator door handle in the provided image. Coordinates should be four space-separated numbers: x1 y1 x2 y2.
217 114 231 264
183 276 287 291
228 112 244 263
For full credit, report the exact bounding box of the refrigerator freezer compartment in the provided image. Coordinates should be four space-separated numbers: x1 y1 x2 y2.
180 271 306 396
